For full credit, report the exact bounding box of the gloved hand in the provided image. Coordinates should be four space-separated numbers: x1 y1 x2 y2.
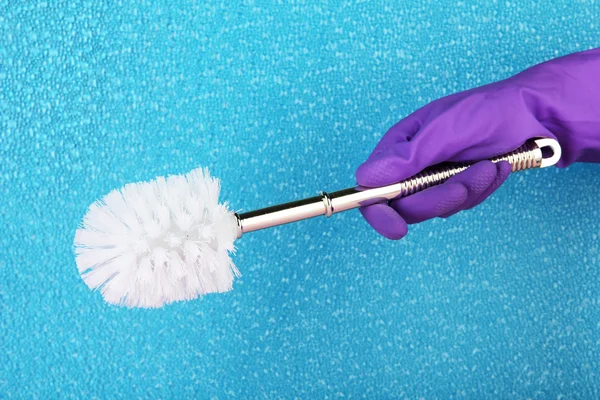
357 47 600 240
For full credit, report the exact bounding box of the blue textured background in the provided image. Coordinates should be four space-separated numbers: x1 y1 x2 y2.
1 1 600 398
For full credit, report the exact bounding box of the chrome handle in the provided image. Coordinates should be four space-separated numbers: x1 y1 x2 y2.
235 138 561 237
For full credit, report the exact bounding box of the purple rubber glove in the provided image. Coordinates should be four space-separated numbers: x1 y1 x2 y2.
357 48 600 240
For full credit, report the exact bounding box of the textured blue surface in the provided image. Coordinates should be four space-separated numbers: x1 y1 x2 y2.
1 1 600 398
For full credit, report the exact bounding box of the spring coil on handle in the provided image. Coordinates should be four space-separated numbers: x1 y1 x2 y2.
397 141 540 198
490 141 540 171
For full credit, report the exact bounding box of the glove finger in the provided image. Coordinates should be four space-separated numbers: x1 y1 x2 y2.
438 160 499 218
464 160 512 210
356 128 469 188
390 183 468 224
359 203 408 240
356 140 422 188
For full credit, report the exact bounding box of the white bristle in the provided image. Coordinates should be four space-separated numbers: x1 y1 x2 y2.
74 167 240 308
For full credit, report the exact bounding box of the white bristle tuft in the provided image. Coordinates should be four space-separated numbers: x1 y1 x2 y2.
74 167 240 308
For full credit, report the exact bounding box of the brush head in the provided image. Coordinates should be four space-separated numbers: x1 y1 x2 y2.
74 168 240 308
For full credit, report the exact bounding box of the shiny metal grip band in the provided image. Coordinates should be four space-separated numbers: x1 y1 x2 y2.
235 138 561 238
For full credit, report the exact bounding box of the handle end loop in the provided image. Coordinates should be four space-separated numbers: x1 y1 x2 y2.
534 138 562 168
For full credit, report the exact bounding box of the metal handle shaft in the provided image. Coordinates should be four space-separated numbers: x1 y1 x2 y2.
235 138 561 237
